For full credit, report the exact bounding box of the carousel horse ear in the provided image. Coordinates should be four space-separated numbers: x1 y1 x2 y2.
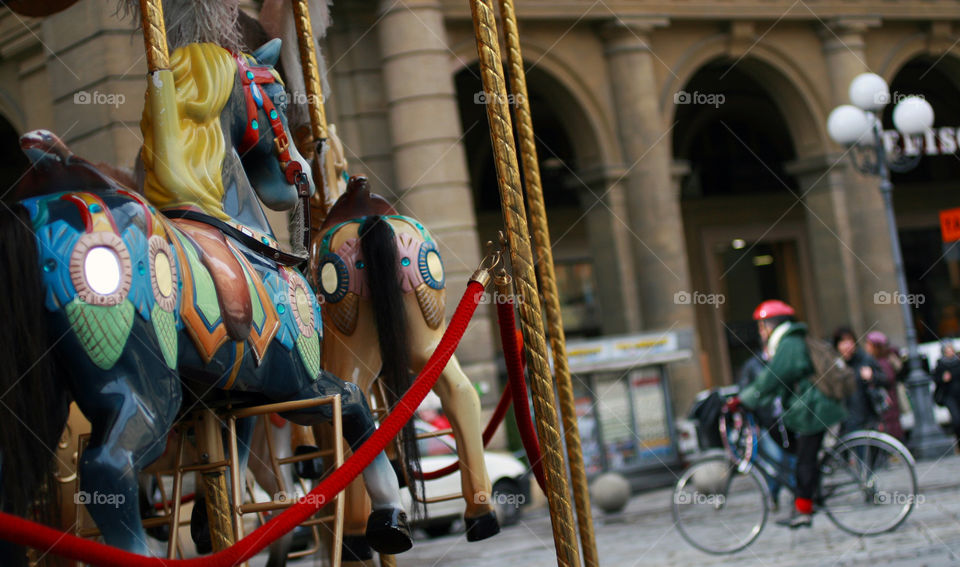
252 38 282 68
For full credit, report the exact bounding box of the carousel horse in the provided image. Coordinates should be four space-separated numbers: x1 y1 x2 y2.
0 40 411 563
312 177 501 557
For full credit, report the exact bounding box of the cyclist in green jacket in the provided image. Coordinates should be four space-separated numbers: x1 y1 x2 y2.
735 300 847 528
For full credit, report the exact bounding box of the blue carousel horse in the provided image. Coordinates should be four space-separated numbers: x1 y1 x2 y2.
0 39 410 562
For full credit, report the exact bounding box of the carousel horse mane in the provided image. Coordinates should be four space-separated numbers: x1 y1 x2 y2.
140 42 242 220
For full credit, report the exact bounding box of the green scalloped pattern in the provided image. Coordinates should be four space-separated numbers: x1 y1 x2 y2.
65 299 135 370
239 258 265 330
152 304 178 369
296 332 320 380
174 232 220 326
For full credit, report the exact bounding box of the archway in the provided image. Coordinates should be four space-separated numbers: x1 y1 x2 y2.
455 63 605 337
883 55 960 341
674 57 814 384
0 114 27 198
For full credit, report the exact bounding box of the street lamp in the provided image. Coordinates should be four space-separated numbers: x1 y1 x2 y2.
827 72 953 460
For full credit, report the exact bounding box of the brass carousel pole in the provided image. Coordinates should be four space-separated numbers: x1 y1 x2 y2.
495 1 598 565
468 0 580 565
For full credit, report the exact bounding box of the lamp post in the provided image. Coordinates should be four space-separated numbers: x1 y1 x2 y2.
827 72 954 460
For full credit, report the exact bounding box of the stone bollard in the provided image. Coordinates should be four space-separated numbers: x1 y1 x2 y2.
590 472 631 514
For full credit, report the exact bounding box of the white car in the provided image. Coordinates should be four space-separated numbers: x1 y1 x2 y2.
402 424 531 537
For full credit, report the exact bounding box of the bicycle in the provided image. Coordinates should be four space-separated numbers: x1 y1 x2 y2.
672 404 919 554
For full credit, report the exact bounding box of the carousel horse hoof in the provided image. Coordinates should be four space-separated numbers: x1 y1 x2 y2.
341 534 373 561
464 511 500 542
365 508 413 555
293 444 325 480
390 458 408 488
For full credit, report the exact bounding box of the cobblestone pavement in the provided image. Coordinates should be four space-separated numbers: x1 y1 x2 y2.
382 452 960 567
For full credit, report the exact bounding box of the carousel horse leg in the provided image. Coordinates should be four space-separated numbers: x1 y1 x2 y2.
406 291 498 541
75 369 181 555
430 354 499 541
278 371 411 555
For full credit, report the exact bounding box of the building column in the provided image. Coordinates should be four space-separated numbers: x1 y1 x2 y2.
820 18 905 342
377 0 496 396
40 3 143 167
577 166 642 335
789 155 864 335
326 5 397 193
602 18 702 408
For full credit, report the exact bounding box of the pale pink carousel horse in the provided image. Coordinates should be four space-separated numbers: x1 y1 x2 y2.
308 172 500 561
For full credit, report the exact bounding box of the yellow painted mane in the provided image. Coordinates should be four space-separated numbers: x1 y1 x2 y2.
141 43 236 219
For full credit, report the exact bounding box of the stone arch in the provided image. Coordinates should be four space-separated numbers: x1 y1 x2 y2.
449 39 619 172
664 35 827 158
0 87 25 135
0 109 28 194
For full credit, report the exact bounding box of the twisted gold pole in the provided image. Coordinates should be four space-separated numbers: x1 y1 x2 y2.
291 0 329 143
468 0 579 565
139 0 169 71
496 1 598 565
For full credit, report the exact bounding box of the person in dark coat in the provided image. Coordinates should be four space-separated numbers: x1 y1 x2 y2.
864 331 905 441
737 301 846 529
933 342 960 445
737 347 794 511
834 327 887 434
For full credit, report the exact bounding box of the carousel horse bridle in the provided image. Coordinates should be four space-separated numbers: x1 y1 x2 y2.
166 53 312 266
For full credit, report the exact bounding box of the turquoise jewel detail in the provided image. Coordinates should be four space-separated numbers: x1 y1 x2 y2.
355 261 364 269
278 304 286 314
246 71 254 80
401 257 410 266
89 203 102 213
269 109 277 120
261 236 270 245
138 261 146 275
43 259 56 272
251 119 259 130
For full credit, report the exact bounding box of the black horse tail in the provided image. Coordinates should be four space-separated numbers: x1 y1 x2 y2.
0 205 69 565
358 215 423 513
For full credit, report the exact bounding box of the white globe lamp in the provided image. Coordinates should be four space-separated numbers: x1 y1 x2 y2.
827 104 873 145
849 72 890 111
893 96 934 136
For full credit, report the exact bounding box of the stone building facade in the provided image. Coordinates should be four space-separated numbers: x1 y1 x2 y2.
1 0 959 413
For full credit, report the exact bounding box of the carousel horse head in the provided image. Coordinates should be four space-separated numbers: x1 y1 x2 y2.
140 39 314 221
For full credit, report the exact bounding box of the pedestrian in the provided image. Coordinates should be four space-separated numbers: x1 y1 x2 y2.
737 344 794 512
933 342 960 446
834 326 888 434
864 331 905 441
734 300 847 528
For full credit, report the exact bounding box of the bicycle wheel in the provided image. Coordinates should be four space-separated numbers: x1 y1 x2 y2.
672 455 769 554
819 431 918 536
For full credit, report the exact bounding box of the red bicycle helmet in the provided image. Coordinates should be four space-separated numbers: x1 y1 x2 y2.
752 299 795 321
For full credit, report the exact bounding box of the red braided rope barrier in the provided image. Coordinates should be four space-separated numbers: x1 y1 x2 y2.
497 300 545 491
0 281 486 567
